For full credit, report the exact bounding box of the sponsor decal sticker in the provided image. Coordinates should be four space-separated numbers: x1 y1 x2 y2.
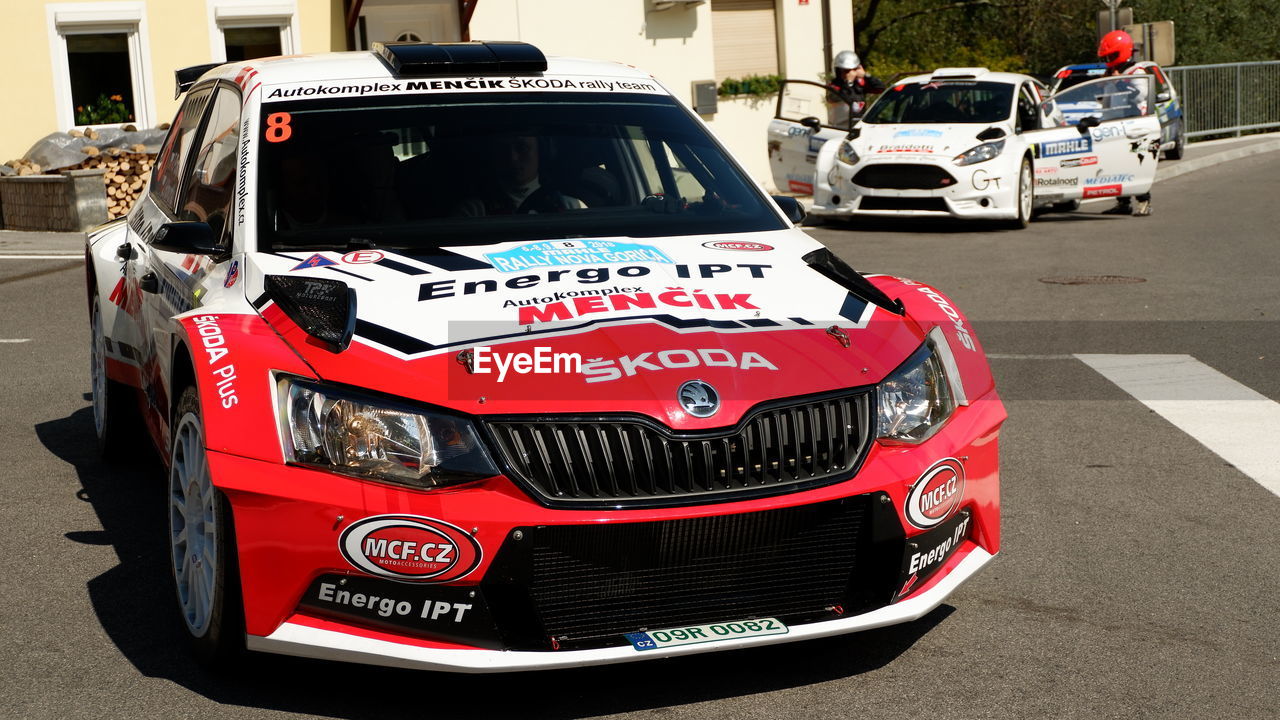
787 179 814 194
917 287 975 351
1090 124 1125 142
904 458 966 528
1037 136 1092 157
1059 155 1098 168
894 509 972 600
1085 173 1135 185
342 249 385 264
893 128 944 138
581 348 777 383
702 241 774 252
419 264 770 302
514 287 759 325
222 260 239 288
626 618 788 651
266 77 661 101
339 515 482 583
971 168 1001 191
291 253 337 271
1083 184 1122 198
1035 166 1058 175
1036 176 1078 187
876 144 934 154
299 574 500 646
484 239 672 273
190 315 238 409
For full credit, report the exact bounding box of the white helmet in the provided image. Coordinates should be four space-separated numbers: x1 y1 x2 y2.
834 50 860 71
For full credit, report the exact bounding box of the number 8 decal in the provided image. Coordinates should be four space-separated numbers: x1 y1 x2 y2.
265 112 292 143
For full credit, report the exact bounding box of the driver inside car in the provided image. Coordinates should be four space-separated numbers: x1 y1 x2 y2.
456 131 583 216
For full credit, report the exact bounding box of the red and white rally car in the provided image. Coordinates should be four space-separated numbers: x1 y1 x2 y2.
86 42 1006 672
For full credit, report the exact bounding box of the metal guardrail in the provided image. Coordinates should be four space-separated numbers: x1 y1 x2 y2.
1166 60 1280 138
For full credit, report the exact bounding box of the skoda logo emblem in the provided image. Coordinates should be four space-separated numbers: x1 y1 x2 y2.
678 380 720 418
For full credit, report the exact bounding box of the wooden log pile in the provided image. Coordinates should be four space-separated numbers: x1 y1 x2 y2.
67 127 155 220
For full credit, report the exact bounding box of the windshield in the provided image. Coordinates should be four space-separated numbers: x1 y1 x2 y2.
256 92 784 252
862 81 1014 124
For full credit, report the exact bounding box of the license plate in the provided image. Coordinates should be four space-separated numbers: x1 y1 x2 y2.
624 618 788 651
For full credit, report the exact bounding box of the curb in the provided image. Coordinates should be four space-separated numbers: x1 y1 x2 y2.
1155 136 1280 184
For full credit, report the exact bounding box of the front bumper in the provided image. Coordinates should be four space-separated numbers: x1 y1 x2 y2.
247 545 993 673
812 158 1019 220
211 390 1004 671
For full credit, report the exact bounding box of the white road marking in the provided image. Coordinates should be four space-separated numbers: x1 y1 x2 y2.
0 339 32 343
987 353 1077 360
1077 354 1280 498
0 254 82 260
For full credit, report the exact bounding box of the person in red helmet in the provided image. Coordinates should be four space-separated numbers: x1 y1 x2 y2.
1098 30 1153 216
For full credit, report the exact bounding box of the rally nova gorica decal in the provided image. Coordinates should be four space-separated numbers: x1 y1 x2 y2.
339 515 482 583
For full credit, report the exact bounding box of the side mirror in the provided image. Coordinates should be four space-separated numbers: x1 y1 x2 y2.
151 221 223 255
771 195 807 224
1156 91 1171 102
1076 115 1101 135
800 116 822 130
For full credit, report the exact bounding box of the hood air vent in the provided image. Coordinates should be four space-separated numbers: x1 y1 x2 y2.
264 275 357 352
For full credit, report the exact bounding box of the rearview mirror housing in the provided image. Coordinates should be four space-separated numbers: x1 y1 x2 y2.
151 222 225 256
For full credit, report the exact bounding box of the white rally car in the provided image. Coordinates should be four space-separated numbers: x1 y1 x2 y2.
788 67 1163 227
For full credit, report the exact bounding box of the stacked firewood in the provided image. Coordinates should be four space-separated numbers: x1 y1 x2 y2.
76 144 155 220
4 158 44 175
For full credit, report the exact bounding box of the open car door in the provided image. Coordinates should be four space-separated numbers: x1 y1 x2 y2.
1035 75 1162 202
767 80 852 194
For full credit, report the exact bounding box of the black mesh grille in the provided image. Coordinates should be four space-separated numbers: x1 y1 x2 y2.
483 496 895 647
853 164 957 189
859 196 950 212
485 391 872 508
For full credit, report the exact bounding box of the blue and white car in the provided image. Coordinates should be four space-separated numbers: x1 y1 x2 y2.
803 67 1162 227
1051 62 1185 159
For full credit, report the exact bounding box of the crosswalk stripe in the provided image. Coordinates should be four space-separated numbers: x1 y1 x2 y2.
1076 354 1280 498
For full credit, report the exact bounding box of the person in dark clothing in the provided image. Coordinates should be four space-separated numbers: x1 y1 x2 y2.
1097 30 1152 216
825 51 884 127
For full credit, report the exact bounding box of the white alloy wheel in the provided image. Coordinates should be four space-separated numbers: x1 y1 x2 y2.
169 404 219 637
1017 158 1033 226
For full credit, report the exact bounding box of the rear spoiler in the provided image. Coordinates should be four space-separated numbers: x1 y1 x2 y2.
174 63 223 99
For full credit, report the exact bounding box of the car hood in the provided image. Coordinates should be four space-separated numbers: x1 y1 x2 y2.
853 123 1010 160
245 229 926 429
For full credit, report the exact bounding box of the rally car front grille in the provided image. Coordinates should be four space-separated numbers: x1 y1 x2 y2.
481 494 903 648
853 164 956 189
859 196 950 212
484 390 873 508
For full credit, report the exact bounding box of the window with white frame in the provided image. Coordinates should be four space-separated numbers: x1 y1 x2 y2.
207 2 298 63
47 2 154 129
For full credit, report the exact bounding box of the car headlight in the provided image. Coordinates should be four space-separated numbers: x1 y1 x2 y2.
837 139 860 165
876 337 957 443
952 139 1005 166
277 377 498 489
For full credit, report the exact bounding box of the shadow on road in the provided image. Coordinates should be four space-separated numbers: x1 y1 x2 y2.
36 405 953 719
806 212 1122 233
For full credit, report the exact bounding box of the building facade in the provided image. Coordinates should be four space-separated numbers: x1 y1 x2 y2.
1 0 854 188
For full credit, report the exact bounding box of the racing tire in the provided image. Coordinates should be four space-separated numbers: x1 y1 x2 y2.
1007 156 1033 229
91 293 141 461
168 385 244 667
1165 122 1186 160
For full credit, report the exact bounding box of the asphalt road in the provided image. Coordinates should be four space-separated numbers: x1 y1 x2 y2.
1 152 1277 719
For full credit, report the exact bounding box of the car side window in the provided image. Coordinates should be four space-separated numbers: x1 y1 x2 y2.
150 88 212 213
177 87 241 245
1016 84 1040 132
1050 76 1152 123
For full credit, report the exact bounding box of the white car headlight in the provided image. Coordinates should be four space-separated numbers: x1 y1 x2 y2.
277 377 498 488
837 139 860 165
952 139 1005 166
876 337 958 443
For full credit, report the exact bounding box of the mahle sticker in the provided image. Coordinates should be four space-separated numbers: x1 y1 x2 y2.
339 515 482 583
